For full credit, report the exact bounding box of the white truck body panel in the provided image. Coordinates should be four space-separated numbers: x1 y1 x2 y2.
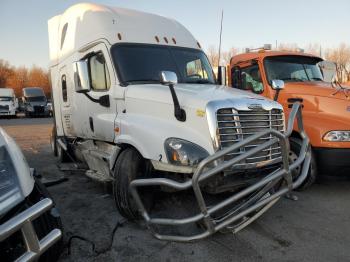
48 3 283 169
0 88 16 116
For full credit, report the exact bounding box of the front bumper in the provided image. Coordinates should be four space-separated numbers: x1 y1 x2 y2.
0 198 62 261
0 110 16 116
130 103 311 242
314 147 350 175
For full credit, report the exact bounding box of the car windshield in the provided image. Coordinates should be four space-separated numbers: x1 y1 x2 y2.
265 56 324 83
111 44 216 85
0 97 13 102
26 96 46 102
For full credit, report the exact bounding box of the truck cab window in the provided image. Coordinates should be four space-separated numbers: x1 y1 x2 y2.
111 44 215 85
61 75 67 102
89 52 111 90
185 59 208 80
242 64 263 94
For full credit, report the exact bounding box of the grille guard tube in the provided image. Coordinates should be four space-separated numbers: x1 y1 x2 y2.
0 198 62 261
130 102 310 242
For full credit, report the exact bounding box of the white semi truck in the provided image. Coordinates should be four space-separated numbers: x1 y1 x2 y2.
48 3 310 241
0 88 17 117
22 87 50 117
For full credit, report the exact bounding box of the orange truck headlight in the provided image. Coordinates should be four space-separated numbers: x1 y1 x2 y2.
323 131 350 142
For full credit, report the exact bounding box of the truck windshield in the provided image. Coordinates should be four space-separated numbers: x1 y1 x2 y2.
111 44 215 85
26 96 46 102
0 97 13 102
265 56 324 83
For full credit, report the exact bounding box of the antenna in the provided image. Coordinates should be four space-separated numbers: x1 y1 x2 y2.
217 10 224 67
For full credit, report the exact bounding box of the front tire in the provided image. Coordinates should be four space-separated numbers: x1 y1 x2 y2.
289 137 317 191
113 148 153 221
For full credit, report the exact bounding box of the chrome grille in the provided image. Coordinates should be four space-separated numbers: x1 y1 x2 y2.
216 108 284 167
0 105 9 112
34 105 44 113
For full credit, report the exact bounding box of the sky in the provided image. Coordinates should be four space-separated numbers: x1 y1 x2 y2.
0 0 349 68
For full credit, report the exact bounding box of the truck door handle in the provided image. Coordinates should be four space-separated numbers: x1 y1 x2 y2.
89 117 94 132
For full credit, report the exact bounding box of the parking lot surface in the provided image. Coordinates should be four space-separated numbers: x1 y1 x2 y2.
1 117 350 262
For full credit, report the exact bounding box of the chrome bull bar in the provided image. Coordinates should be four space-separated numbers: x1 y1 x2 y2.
130 103 310 242
0 198 62 262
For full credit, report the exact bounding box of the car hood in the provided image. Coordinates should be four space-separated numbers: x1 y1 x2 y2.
284 81 350 100
125 83 278 110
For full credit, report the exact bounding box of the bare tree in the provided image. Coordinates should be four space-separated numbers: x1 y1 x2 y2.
305 43 321 56
221 47 239 65
325 43 350 82
0 60 13 88
277 43 300 52
27 66 50 95
206 45 219 68
7 66 29 96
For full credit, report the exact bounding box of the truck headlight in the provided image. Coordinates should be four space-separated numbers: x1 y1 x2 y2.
164 138 209 166
323 131 350 142
0 146 23 216
27 105 34 112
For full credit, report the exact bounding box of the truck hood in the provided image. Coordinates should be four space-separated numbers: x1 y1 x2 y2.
0 101 15 106
125 83 276 110
284 82 350 100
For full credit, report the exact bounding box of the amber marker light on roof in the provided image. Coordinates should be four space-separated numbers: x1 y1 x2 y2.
117 33 122 40
155 36 160 43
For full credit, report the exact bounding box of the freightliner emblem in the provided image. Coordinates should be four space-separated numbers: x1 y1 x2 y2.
248 104 263 110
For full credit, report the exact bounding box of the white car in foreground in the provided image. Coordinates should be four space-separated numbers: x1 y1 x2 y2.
0 128 62 261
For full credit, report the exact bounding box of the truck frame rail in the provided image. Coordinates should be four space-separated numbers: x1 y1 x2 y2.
130 103 310 242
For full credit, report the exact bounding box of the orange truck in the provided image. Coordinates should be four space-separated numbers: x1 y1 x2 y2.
228 48 350 189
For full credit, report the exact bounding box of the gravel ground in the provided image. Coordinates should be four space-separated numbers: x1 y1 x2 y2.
1 117 350 262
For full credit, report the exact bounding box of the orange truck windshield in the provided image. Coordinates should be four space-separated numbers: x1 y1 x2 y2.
264 56 323 83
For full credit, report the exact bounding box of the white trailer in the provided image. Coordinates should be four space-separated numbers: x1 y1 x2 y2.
0 88 17 117
48 3 310 241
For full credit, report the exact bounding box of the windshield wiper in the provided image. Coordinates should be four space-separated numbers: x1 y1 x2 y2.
186 79 213 84
281 77 306 82
310 77 323 81
126 79 160 84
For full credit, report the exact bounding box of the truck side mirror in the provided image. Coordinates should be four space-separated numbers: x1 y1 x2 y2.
160 71 178 85
241 72 248 90
232 67 248 90
217 66 226 86
73 61 90 93
271 79 285 101
271 79 285 90
160 71 186 122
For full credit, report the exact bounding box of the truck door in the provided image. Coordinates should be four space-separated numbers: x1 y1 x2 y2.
59 66 75 137
74 43 116 142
